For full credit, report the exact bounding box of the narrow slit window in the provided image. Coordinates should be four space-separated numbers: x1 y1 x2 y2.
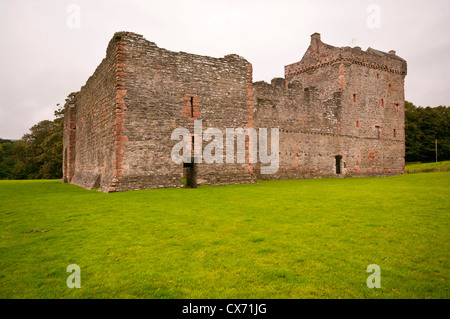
375 126 380 139
191 135 197 163
190 96 194 117
393 128 397 138
353 94 357 103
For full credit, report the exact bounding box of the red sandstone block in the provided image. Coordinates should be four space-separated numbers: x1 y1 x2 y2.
116 63 128 68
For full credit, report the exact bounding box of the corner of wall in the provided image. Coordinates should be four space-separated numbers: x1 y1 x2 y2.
107 36 129 192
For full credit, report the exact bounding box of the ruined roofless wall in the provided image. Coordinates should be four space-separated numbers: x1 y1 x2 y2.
116 32 255 191
63 31 407 191
253 33 407 179
62 35 120 190
63 32 256 192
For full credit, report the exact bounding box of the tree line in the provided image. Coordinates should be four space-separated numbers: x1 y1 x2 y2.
405 101 450 163
0 100 449 179
0 106 63 179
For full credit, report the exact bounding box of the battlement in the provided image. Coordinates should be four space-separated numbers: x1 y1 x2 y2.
285 33 407 81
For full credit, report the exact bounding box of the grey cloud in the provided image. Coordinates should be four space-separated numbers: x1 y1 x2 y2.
0 0 449 139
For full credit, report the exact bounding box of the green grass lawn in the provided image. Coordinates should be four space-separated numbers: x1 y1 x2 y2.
1 173 449 299
405 161 450 173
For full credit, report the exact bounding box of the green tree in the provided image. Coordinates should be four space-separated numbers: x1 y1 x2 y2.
0 104 64 179
21 105 64 179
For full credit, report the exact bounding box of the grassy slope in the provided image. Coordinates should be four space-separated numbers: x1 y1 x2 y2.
405 161 450 173
0 173 449 299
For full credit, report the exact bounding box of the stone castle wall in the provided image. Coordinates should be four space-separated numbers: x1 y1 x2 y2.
62 36 120 191
253 33 406 179
63 32 256 192
114 32 255 191
63 32 407 192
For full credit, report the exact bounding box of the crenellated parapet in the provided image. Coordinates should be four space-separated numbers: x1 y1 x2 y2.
285 33 407 81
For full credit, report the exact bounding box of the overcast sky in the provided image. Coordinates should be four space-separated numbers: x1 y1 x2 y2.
0 0 449 139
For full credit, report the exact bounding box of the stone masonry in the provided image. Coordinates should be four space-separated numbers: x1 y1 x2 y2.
62 32 407 192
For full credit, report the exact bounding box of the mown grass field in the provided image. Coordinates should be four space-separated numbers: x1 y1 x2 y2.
0 173 449 299
405 160 450 174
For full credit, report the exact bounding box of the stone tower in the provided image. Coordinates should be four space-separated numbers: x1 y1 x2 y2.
253 32 407 179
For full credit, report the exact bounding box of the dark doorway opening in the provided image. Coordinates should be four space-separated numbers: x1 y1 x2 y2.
335 155 342 174
183 135 197 188
183 161 197 188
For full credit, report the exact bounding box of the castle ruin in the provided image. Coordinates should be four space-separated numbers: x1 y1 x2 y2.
62 32 407 192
